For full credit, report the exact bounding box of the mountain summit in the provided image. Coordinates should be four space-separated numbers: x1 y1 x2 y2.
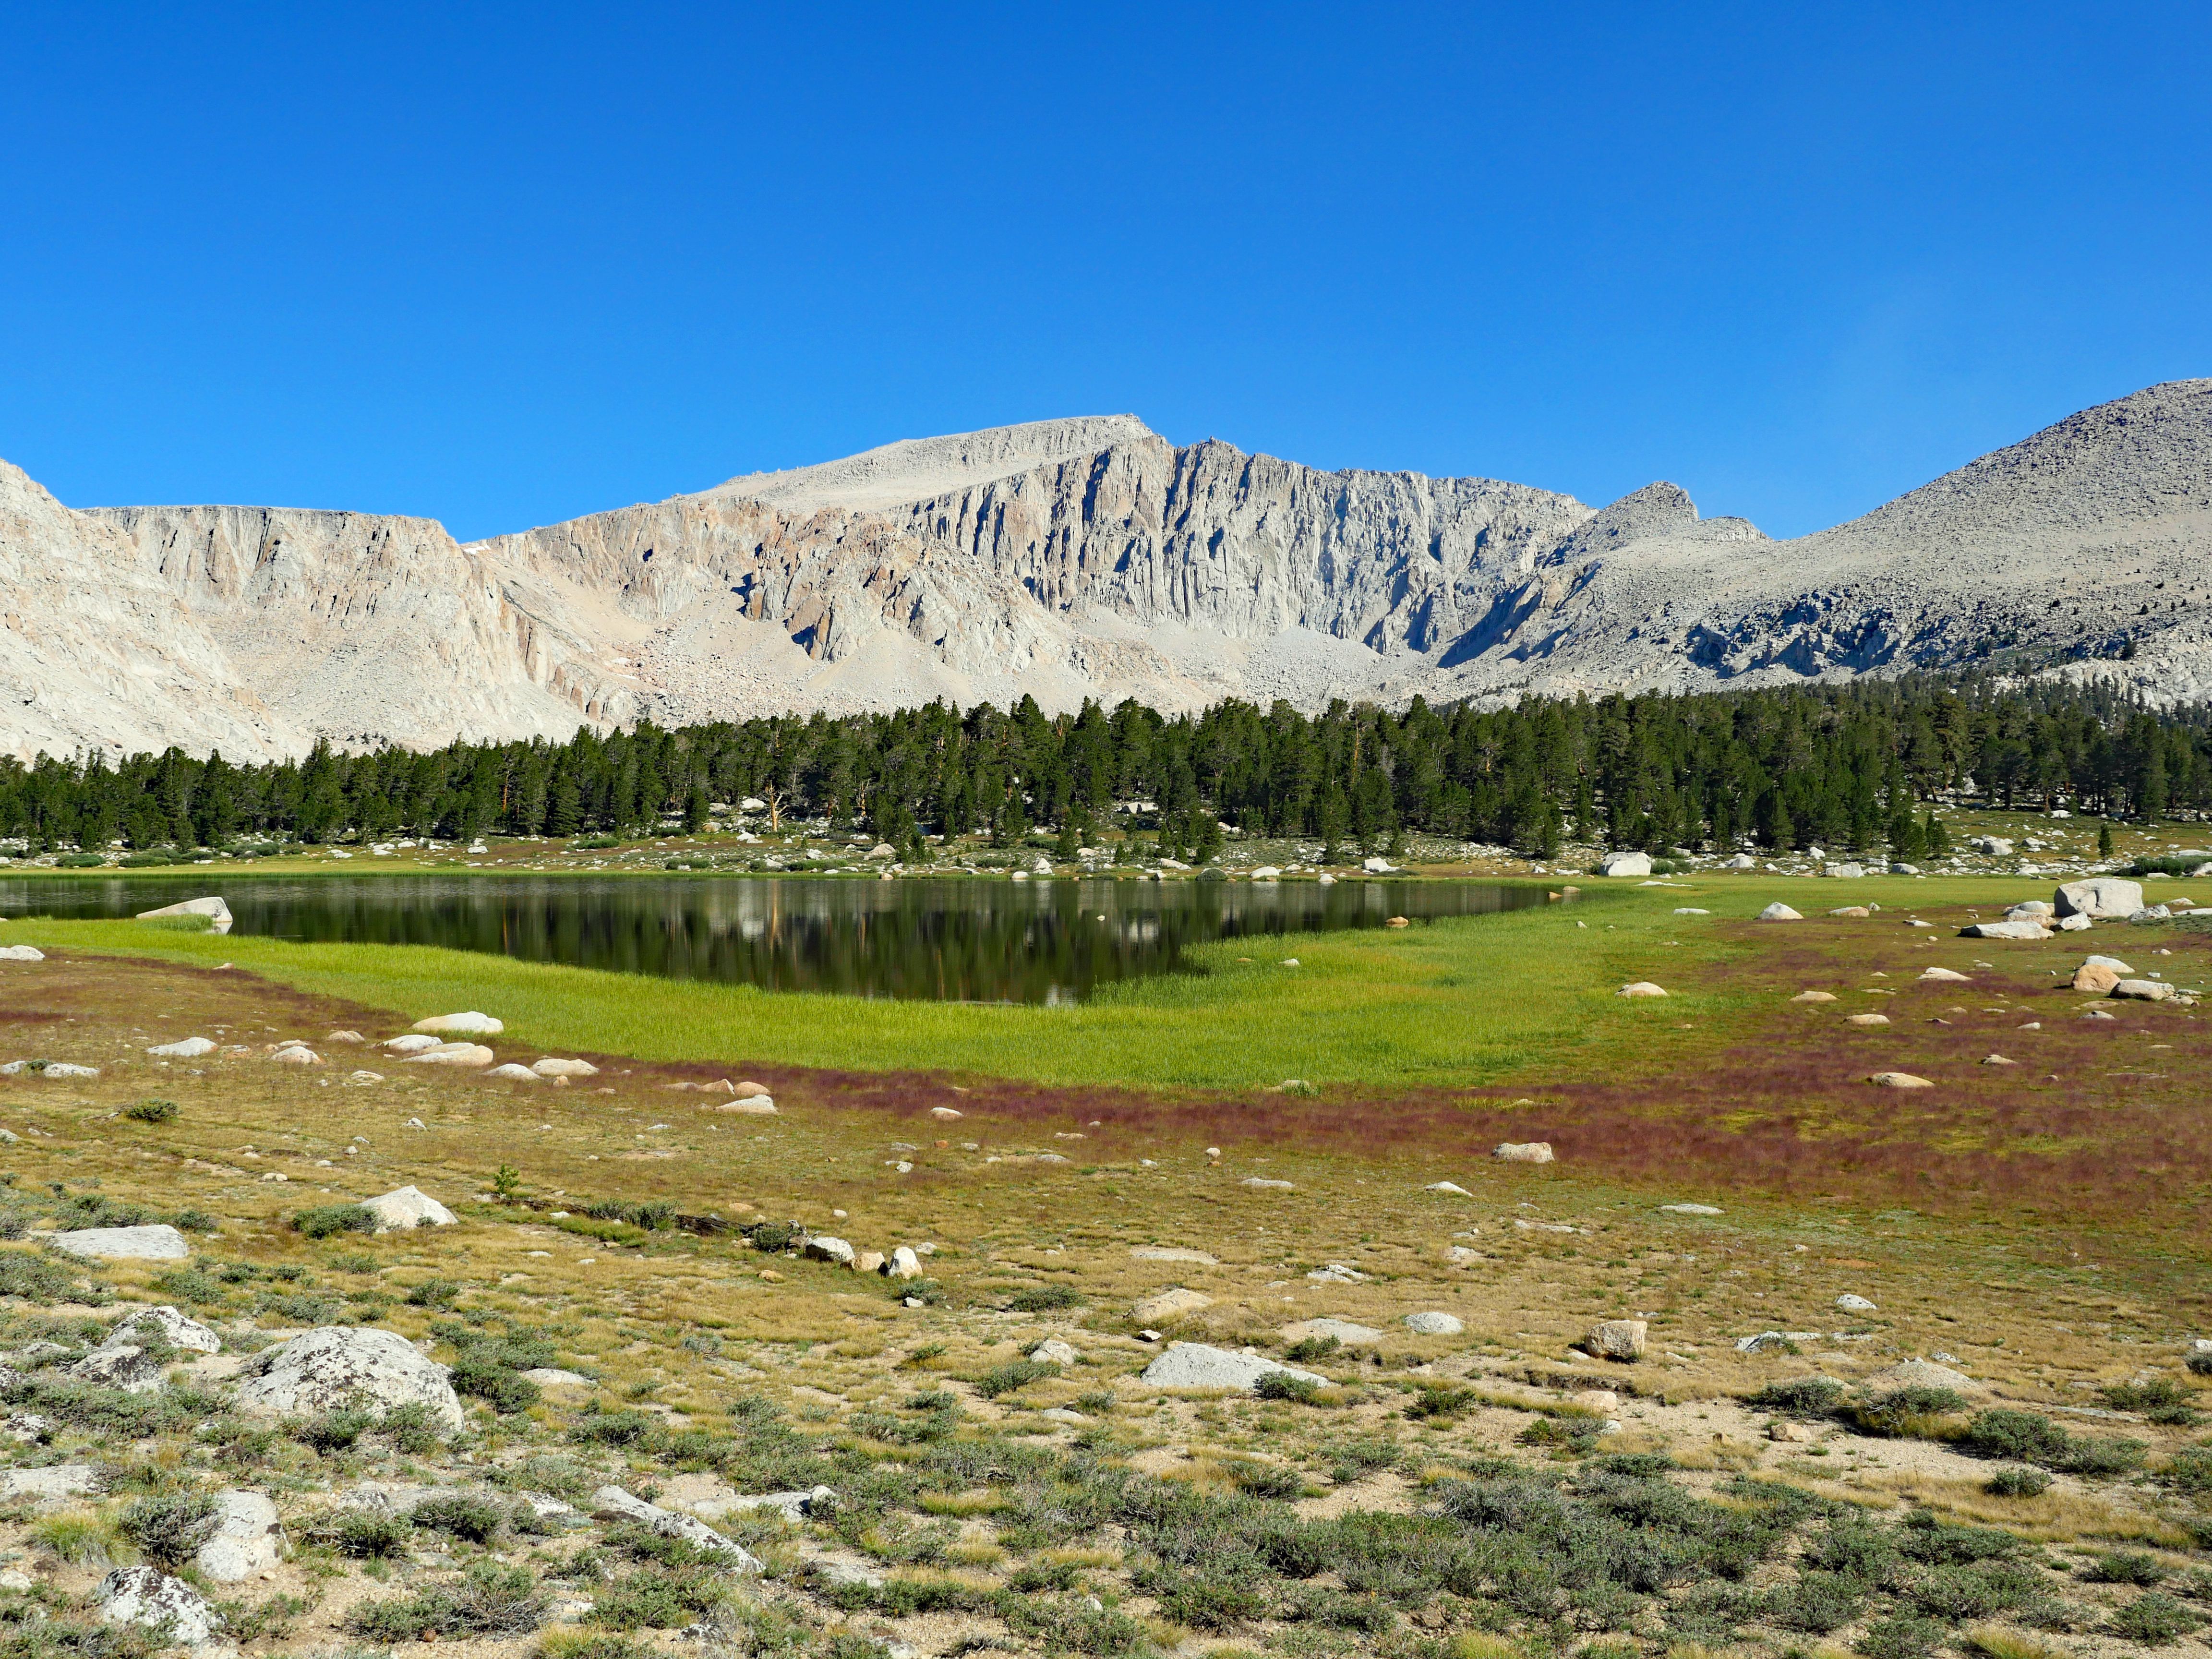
5 382 2209 759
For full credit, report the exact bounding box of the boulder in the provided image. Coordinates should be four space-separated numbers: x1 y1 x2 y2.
270 1046 322 1066
133 897 232 933
1756 903 1803 922
1574 1388 1622 1413
1424 1182 1472 1196
1919 967 1971 982
1659 1202 1722 1215
1791 990 1837 1003
866 843 896 860
591 1486 761 1571
0 1465 95 1499
402 1042 495 1068
1845 1013 1890 1026
1283 1318 1382 1344
882 1245 923 1280
2055 877 2144 920
146 1037 216 1058
532 1057 599 1077
1131 1287 1213 1323
1835 1294 1878 1312
361 1186 456 1231
2112 979 2176 1001
1583 1319 1647 1362
1250 866 1282 880
49 1225 188 1261
0 946 45 962
382 1033 443 1052
1130 1246 1218 1264
1960 920 2048 940
854 1251 885 1274
1405 1311 1464 1336
95 1567 219 1646
1829 906 1871 918
1492 1142 1553 1164
1241 1177 1295 1190
2008 901 2055 917
1824 863 1866 879
1361 857 1395 873
485 1063 540 1081
2057 913 2092 931
195 1491 282 1582
0 1060 98 1078
1028 1338 1081 1366
1140 1342 1327 1393
412 1011 504 1035
1868 1072 1934 1088
804 1236 854 1266
109 1305 221 1354
519 1368 593 1388
2072 962 2122 993
2085 953 2135 972
1598 851 1652 878
234 1326 463 1435
68 1344 167 1394
1863 1359 1982 1395
1617 982 1668 998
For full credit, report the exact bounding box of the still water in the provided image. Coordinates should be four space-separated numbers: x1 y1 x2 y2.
0 875 1548 1004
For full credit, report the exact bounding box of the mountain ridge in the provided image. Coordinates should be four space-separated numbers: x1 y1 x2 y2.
6 380 2210 760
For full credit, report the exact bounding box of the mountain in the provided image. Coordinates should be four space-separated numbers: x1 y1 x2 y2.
6 382 2210 760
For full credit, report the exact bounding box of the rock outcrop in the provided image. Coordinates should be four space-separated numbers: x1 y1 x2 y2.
234 1326 463 1435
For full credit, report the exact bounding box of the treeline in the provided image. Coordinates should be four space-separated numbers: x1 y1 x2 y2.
2 676 2207 861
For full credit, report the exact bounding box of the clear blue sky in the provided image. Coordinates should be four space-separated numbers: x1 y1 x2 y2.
3 3 2207 541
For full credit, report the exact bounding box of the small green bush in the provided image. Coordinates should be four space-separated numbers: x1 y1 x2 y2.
1749 1377 1847 1419
122 1099 178 1124
2101 1377 2204 1426
0 1250 95 1303
54 853 106 868
298 1406 376 1453
346 1561 548 1640
1253 1371 1321 1404
1854 1613 1947 1659
2110 1591 2203 1645
170 1208 217 1233
329 1509 409 1557
1404 1384 1478 1420
115 1491 220 1569
1286 1335 1341 1364
1005 1285 1083 1312
405 1276 460 1309
974 1359 1059 1399
409 1494 507 1544
2086 1550 2166 1586
293 1203 377 1238
1984 1465 2051 1497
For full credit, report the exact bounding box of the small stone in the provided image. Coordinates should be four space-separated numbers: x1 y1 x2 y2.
1982 1053 2017 1066
854 1251 885 1274
1919 967 1971 982
929 1106 963 1119
1405 1311 1464 1336
1868 1072 1934 1088
532 1057 599 1077
804 1236 854 1266
1846 1013 1890 1026
1573 1389 1621 1412
412 1011 504 1035
1617 982 1668 998
2112 979 2175 1001
195 1491 281 1582
1770 1420 1816 1443
1242 1177 1295 1190
1029 1338 1080 1365
403 1042 495 1068
486 1063 541 1081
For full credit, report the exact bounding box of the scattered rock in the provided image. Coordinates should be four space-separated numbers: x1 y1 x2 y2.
1791 990 1837 1003
1029 1338 1081 1366
235 1326 463 1435
1846 1013 1891 1026
1868 1072 1934 1089
2112 979 2176 1001
804 1236 854 1266
133 896 233 932
110 1305 222 1354
1863 1359 1982 1395
95 1566 219 1646
882 1246 923 1280
1140 1342 1327 1393
0 946 45 962
0 1465 95 1500
1130 1247 1218 1264
1835 1294 1877 1312
1828 906 1871 918
2057 913 2092 931
1423 1182 1472 1196
1659 1203 1722 1215
361 1186 457 1231
486 1063 540 1081
195 1491 282 1582
50 1224 188 1261
1131 1287 1213 1323
1283 1318 1382 1344
929 1106 963 1119
382 1034 444 1053
146 1037 216 1058
520 1368 594 1388
1959 919 2048 939
1770 1421 1816 1443
402 1042 495 1068
1825 864 1866 880
1405 1311 1464 1336
532 1057 599 1077
1983 1053 2018 1066
1582 1319 1647 1362
2072 962 2122 993
2055 877 2144 920
413 1011 504 1035
1493 1142 1554 1163
325 1030 365 1043
1919 967 1971 982
1617 982 1668 998
0 1060 99 1078
1573 1389 1621 1412
1241 1177 1295 1190
854 1251 885 1274
1306 1262 1370 1284
591 1486 761 1571
1598 851 1652 878
1756 903 1803 921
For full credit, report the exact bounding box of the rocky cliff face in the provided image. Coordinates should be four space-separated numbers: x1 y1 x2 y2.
5 382 2210 759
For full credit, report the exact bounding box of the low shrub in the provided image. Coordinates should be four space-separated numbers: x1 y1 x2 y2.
2110 1591 2203 1645
292 1203 377 1239
122 1099 178 1125
1963 1408 2144 1474
974 1359 1060 1399
1254 1371 1321 1404
346 1562 547 1640
1285 1334 1342 1364
1748 1377 1847 1419
1005 1285 1083 1312
2163 1444 2212 1498
1852 1386 1969 1437
54 853 106 868
115 1492 220 1569
1855 1613 1948 1659
2101 1377 2204 1426
1984 1465 2051 1497
588 1567 726 1631
409 1494 507 1544
0 1251 96 1303
297 1406 376 1454
328 1510 409 1558
2084 1550 2165 1586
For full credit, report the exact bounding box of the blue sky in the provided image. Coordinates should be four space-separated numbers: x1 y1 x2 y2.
2 3 2207 540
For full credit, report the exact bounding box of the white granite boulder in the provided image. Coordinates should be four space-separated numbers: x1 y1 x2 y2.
412 1011 504 1035
1405 1311 1465 1336
361 1186 456 1231
1756 903 1803 922
133 897 232 932
1141 1342 1328 1392
146 1037 216 1058
49 1225 188 1261
96 1566 219 1645
2055 877 2144 920
234 1326 462 1435
1598 851 1652 878
591 1485 760 1570
195 1491 282 1582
